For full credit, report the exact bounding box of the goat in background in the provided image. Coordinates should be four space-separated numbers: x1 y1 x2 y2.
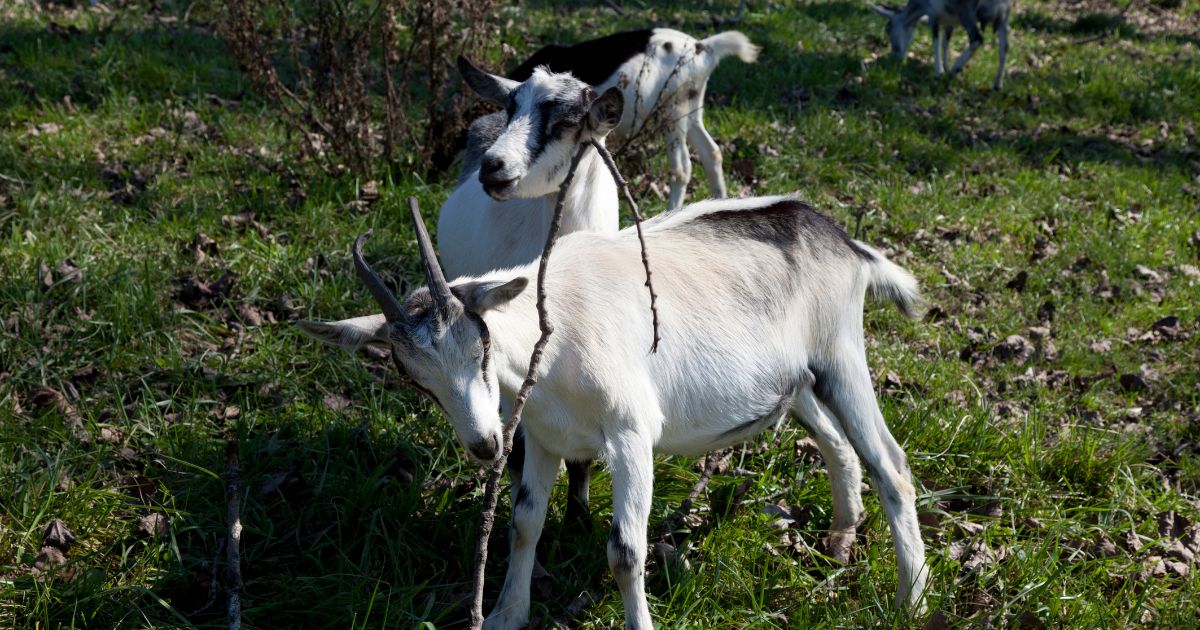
873 0 1012 90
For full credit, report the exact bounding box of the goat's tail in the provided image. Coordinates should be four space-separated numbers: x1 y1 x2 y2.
855 241 924 319
699 31 761 65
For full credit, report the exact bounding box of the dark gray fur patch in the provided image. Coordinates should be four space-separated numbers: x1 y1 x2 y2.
460 110 506 184
688 87 700 101
692 199 873 264
810 364 838 412
514 484 532 509
694 41 707 53
608 523 639 573
662 41 673 53
721 373 806 439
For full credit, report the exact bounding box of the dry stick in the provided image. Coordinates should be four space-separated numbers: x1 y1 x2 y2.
225 439 243 630
658 451 723 536
590 139 662 353
468 143 593 629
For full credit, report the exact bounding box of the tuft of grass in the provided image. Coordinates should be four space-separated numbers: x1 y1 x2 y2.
2 0 1198 627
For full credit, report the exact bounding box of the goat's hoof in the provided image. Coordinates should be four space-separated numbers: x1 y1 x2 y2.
825 529 856 564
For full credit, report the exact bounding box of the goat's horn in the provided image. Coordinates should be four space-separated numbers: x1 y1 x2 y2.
408 196 458 324
353 230 408 324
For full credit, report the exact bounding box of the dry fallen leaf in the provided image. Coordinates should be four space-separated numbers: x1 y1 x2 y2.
137 513 168 538
43 519 76 551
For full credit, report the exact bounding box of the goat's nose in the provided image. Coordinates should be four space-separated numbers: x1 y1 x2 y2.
481 156 505 177
469 434 499 461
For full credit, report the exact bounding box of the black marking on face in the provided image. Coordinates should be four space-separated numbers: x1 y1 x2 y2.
507 29 654 86
527 94 590 165
693 199 874 265
608 523 639 573
688 87 700 101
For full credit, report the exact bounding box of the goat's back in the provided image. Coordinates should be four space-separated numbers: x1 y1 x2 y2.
536 196 890 453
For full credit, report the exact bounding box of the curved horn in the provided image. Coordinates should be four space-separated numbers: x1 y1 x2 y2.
353 230 408 324
408 196 458 324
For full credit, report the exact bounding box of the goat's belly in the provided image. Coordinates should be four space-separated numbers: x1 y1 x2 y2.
655 400 792 457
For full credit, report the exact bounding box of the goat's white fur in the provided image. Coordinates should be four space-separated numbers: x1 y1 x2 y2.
301 194 929 627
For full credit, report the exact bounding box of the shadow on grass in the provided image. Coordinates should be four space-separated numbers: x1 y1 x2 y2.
0 21 245 114
1016 8 1200 48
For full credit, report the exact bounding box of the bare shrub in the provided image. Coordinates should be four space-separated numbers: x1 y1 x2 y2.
217 0 505 176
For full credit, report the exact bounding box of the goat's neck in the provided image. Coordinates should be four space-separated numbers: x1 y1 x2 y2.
483 267 558 401
547 143 618 234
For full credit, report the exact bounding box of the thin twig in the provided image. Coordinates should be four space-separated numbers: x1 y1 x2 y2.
225 439 243 630
590 139 662 353
469 144 593 629
658 451 723 535
618 48 695 155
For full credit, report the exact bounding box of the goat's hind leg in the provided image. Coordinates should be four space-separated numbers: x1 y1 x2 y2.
665 121 693 211
791 387 865 564
993 18 1009 90
813 352 928 613
686 107 727 200
948 2 984 78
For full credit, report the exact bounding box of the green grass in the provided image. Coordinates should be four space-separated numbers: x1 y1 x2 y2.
2 0 1199 627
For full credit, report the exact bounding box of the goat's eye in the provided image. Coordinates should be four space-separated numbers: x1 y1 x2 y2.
553 119 578 135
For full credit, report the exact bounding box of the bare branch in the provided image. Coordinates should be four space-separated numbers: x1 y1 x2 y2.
468 143 593 628
590 139 662 353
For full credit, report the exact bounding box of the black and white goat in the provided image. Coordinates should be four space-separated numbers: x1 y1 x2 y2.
300 194 930 626
873 0 1011 90
465 28 759 211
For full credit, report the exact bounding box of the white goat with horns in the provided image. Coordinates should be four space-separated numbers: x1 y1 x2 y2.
300 191 931 627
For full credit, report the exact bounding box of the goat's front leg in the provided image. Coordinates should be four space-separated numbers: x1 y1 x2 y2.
942 25 954 72
992 19 1009 90
607 431 655 629
485 438 561 630
930 19 943 74
665 123 693 211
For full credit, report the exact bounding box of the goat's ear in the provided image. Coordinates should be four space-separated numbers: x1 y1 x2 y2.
457 55 519 106
870 4 897 17
587 86 624 136
298 314 390 351
458 277 528 313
